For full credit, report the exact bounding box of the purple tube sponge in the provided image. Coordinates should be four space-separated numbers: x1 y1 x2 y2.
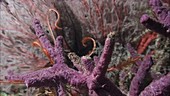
140 0 170 37
92 32 115 79
81 56 95 74
6 24 125 96
129 56 153 96
140 14 169 37
139 73 170 96
86 32 125 96
53 36 65 64
33 19 55 62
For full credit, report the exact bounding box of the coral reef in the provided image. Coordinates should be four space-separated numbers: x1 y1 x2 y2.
1 0 170 96
6 19 125 96
6 19 170 96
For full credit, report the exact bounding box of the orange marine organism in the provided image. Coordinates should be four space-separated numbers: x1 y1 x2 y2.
32 39 54 65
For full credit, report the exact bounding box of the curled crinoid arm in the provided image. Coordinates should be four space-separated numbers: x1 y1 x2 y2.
42 48 54 64
107 57 141 72
0 80 24 84
32 39 42 47
82 37 96 56
47 8 62 43
32 40 54 64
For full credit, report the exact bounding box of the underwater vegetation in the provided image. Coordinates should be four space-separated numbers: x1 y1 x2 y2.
0 0 170 96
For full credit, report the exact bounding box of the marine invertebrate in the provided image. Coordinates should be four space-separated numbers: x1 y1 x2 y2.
107 57 141 72
32 39 54 64
6 19 125 96
2 0 170 95
47 8 62 43
139 73 170 96
129 56 153 96
140 0 170 38
127 43 170 96
5 18 170 96
81 37 96 56
137 32 157 54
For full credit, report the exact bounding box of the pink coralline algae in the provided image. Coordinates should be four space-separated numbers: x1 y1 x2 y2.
140 0 170 38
